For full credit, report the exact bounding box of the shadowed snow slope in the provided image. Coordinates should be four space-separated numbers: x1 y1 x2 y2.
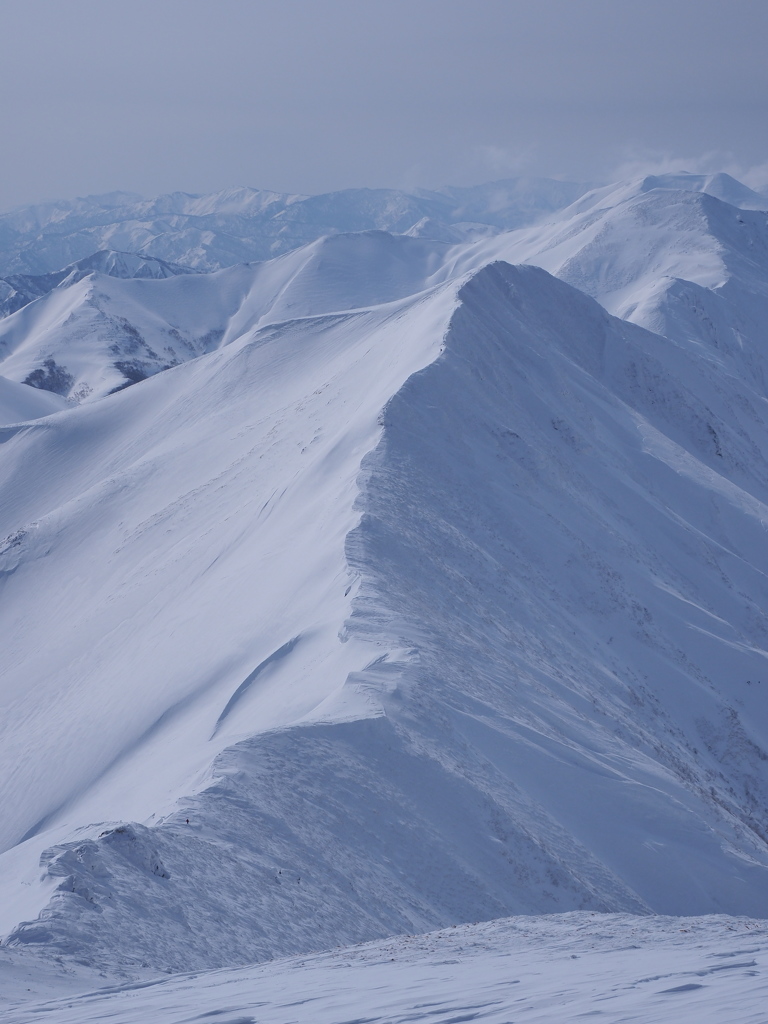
0 376 67 425
3 257 768 976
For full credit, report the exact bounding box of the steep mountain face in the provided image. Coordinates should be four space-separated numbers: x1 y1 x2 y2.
0 178 593 276
2 174 768 980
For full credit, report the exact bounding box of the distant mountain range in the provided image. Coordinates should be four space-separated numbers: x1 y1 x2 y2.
0 177 598 279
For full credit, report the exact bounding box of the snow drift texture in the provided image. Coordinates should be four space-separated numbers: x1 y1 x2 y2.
4 914 768 1024
1 171 768 977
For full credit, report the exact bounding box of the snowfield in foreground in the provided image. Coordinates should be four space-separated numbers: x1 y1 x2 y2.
1 914 767 1024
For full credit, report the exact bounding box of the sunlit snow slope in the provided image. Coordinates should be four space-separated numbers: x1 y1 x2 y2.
0 233 449 399
1 174 768 978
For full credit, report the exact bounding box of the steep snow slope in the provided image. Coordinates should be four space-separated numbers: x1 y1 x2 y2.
0 277 457 965
4 257 768 976
0 233 449 400
2 914 766 1024
0 178 593 276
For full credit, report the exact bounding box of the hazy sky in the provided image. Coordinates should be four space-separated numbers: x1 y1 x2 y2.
1 0 766 209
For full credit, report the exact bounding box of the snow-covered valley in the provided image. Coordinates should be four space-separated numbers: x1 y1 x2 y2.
1 171 768 1017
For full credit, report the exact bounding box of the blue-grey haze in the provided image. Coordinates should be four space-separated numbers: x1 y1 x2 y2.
0 0 766 209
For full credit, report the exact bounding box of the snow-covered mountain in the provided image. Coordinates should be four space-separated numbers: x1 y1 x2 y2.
3 172 766 402
2 172 768 995
0 233 450 399
439 173 766 333
0 250 199 320
1 172 761 283
0 178 594 277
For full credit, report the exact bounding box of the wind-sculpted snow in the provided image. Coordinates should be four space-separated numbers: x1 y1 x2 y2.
2 176 768 983
3 256 768 978
3 914 767 1024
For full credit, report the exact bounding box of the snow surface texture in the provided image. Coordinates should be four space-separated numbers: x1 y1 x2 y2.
1 914 767 1024
2 173 768 990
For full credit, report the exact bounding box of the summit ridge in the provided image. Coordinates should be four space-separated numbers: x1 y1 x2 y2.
1 172 768 993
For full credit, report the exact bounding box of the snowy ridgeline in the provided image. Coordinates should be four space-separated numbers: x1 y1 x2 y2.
0 171 763 282
1 172 768 990
1 172 767 402
1 914 767 1024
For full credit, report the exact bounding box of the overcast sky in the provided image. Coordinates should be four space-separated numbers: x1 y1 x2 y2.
1 0 766 209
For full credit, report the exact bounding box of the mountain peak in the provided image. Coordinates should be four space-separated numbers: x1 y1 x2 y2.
3 171 768 989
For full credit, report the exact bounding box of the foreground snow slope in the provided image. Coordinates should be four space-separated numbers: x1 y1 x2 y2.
2 914 767 1024
3 250 768 974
